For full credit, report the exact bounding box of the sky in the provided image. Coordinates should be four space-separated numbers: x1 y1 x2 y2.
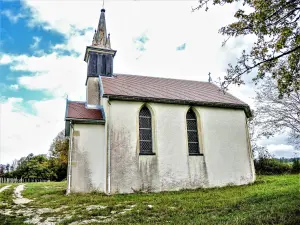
0 0 298 164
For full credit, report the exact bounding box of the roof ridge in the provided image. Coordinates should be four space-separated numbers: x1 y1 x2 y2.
111 73 247 105
68 100 86 104
113 73 213 84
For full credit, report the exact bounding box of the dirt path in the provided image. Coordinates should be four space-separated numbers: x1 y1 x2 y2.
0 185 11 193
13 184 32 204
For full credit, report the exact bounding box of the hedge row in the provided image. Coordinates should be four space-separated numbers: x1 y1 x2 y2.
254 158 300 175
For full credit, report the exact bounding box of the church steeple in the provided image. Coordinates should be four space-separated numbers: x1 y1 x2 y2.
84 8 116 78
92 9 111 49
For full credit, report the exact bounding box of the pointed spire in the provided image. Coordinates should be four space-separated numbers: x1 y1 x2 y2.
92 8 111 49
105 33 111 48
92 30 97 46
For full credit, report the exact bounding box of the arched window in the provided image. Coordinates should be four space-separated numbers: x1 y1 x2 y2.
139 106 153 155
186 108 200 155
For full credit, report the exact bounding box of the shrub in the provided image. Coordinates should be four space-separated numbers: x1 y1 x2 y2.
292 159 300 174
254 157 292 175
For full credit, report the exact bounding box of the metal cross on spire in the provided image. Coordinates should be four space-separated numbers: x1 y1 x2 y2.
208 72 212 83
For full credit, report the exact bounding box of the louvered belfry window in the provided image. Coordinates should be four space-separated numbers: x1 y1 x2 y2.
139 106 153 155
186 109 200 155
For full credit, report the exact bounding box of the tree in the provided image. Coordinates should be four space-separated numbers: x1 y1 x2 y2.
9 153 55 179
49 131 69 165
254 77 300 150
0 164 5 177
10 159 18 172
5 164 10 173
247 113 270 157
49 130 66 154
48 130 69 181
194 0 300 97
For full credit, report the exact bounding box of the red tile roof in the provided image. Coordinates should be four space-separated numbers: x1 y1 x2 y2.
101 74 251 116
66 102 104 120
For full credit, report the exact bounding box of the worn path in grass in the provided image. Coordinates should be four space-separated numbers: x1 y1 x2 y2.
0 185 11 193
0 175 299 225
13 184 32 205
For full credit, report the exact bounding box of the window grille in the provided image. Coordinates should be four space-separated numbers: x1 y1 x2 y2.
186 109 200 155
139 107 153 155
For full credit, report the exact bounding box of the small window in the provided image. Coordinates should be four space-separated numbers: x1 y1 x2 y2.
139 106 153 155
186 108 201 155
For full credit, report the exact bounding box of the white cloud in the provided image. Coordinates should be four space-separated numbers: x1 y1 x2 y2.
30 36 41 50
9 84 19 90
268 144 295 152
0 54 13 64
1 9 26 23
0 97 65 164
1 53 86 100
267 144 298 158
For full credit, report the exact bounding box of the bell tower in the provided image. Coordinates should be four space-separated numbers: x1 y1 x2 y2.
84 8 116 105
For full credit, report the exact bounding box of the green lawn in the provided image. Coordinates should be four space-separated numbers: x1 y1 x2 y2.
0 184 10 189
0 175 299 224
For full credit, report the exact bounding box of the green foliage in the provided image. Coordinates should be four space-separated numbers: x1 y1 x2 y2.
194 0 300 97
292 158 300 173
48 132 69 181
255 157 293 175
0 164 5 177
0 215 29 225
50 138 69 165
5 154 55 179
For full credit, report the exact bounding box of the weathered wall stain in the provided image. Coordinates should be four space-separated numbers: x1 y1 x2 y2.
71 134 93 192
110 126 139 193
108 102 212 193
138 156 158 192
70 125 106 193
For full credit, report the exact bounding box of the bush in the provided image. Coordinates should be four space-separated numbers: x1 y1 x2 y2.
292 159 300 174
254 157 292 175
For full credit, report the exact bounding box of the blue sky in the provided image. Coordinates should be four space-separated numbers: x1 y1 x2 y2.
0 0 66 103
0 0 297 164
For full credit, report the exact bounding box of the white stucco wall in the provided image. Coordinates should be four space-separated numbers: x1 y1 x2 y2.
194 107 255 186
70 123 106 192
107 100 255 193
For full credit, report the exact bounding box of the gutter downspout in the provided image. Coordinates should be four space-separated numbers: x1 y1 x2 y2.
66 121 73 195
107 97 111 195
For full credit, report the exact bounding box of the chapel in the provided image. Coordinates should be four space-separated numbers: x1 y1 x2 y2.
65 8 255 194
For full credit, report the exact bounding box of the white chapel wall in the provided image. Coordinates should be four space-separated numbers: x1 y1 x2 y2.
194 107 255 186
71 123 106 192
108 100 254 193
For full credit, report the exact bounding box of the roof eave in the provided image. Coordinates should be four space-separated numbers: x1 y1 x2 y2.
84 46 117 62
103 94 252 118
65 118 106 124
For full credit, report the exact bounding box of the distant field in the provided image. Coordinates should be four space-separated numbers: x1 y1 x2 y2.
0 175 299 225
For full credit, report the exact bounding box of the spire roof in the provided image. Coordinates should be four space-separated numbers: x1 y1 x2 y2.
92 8 111 49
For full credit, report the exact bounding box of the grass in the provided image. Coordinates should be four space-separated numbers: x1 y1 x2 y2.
0 175 299 224
0 184 9 189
